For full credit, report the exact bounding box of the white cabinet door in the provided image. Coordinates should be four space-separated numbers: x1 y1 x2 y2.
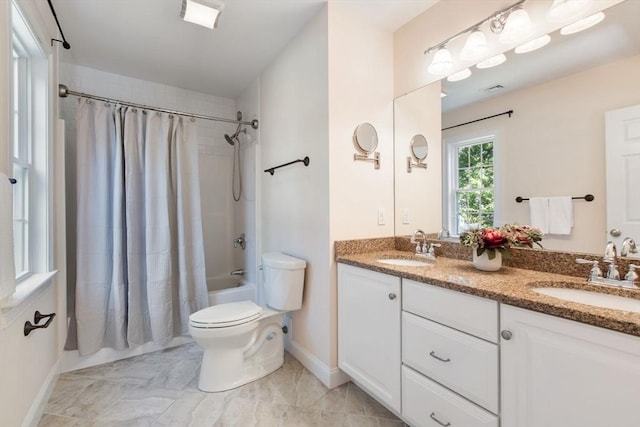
338 264 401 413
501 305 640 427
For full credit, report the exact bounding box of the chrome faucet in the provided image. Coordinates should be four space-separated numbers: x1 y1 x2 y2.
233 233 246 250
604 241 617 261
230 269 245 276
621 237 638 257
576 257 639 290
411 229 427 254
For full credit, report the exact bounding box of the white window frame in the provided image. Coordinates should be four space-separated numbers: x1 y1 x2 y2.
10 1 51 283
443 129 502 236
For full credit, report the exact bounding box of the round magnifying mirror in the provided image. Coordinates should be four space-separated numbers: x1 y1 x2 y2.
410 134 428 160
353 123 378 154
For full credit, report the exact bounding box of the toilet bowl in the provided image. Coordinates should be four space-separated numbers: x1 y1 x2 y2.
189 252 306 392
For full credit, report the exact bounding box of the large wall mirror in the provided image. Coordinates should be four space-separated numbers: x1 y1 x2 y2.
393 0 640 256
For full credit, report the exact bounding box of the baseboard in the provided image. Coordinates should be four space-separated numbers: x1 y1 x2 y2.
23 359 60 427
61 336 193 373
285 339 350 389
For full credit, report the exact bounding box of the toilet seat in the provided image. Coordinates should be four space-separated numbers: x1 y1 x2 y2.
190 300 262 328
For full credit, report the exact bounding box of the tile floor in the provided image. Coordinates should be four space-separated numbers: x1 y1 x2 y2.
39 343 404 426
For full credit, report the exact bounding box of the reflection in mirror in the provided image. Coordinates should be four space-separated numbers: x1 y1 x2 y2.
353 123 378 154
407 134 428 173
393 0 640 256
410 135 428 160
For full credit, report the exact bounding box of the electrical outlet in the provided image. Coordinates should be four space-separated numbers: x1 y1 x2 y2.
402 208 410 224
378 208 385 225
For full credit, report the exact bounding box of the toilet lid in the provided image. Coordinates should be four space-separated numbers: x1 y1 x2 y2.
189 301 262 328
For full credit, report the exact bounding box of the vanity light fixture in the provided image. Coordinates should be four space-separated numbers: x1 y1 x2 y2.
477 53 507 69
447 68 472 82
498 5 535 44
547 0 593 23
424 0 527 76
427 46 453 75
180 0 224 29
460 28 489 62
560 11 605 35
515 34 551 54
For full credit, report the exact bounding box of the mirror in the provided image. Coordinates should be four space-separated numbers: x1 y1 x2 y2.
353 123 378 154
410 135 428 160
393 0 640 255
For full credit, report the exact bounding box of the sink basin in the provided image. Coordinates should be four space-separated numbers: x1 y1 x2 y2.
532 287 640 313
377 258 433 267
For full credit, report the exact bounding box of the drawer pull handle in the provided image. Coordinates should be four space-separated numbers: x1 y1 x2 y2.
429 351 451 363
388 293 397 300
430 412 451 426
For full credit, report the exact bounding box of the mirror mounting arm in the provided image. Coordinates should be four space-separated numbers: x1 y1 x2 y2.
354 152 380 170
407 157 427 173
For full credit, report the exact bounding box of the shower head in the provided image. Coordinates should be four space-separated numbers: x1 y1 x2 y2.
225 123 243 146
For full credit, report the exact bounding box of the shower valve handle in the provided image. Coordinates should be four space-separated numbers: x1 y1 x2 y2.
233 233 246 250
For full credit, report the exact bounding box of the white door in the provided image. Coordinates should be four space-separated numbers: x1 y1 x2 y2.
605 105 640 257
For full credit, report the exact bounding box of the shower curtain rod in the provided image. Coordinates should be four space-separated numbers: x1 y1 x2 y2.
58 84 259 129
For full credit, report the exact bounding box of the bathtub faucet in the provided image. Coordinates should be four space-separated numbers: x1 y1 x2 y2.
230 269 245 276
233 233 246 250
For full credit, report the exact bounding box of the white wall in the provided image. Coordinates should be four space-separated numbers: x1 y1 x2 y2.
443 54 640 254
259 5 332 378
259 3 395 387
394 81 442 237
0 1 65 425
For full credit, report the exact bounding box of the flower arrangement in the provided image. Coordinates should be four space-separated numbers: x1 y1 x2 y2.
460 224 543 260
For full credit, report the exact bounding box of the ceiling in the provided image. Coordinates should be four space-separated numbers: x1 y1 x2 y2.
51 0 438 99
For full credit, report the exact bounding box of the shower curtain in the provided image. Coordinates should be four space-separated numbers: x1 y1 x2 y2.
73 98 208 356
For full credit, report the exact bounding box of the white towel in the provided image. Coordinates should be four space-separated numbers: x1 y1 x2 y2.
548 197 573 235
0 173 16 300
529 197 549 234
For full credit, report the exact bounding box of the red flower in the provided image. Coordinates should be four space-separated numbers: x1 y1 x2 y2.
481 228 509 249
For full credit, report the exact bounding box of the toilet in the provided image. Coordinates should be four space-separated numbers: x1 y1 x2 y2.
189 252 306 392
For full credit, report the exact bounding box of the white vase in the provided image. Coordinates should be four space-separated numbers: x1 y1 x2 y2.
472 249 502 271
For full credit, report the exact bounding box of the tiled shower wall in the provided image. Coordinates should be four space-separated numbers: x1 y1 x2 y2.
59 63 249 307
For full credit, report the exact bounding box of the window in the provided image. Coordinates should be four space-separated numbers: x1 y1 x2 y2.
444 132 501 236
10 1 50 283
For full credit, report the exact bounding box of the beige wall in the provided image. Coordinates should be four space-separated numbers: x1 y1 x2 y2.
394 81 442 237
328 1 395 372
443 54 640 254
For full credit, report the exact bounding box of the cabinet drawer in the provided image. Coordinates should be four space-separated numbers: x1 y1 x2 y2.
402 366 498 427
402 312 498 413
403 279 498 342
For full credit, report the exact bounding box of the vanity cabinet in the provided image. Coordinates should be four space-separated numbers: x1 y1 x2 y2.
337 264 401 413
501 305 640 427
401 279 499 427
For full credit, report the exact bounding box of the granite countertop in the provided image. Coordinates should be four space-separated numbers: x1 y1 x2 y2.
336 250 640 337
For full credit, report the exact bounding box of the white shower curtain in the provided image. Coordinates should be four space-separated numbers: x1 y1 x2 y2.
74 98 208 356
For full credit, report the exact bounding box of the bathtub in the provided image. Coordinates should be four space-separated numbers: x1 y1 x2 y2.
207 274 256 306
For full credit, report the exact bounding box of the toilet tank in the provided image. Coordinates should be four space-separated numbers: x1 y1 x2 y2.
262 252 306 311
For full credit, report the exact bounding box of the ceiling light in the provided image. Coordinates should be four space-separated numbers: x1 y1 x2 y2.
447 68 472 82
427 46 453 75
477 53 507 69
547 0 592 23
560 11 605 35
515 34 551 54
180 0 224 29
460 28 489 62
499 6 534 44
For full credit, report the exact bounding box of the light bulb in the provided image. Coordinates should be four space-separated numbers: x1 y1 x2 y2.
477 53 507 69
460 29 489 62
427 47 453 75
499 7 534 45
447 68 472 82
560 11 605 35
515 34 551 54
